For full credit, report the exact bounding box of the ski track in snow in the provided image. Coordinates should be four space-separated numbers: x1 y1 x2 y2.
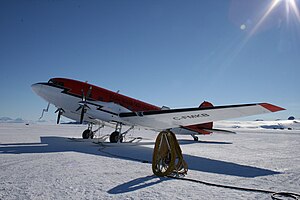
0 123 299 199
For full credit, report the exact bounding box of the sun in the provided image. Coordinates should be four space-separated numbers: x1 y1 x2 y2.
285 0 300 22
249 0 300 36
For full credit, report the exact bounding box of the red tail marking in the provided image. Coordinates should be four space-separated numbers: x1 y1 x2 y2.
184 101 214 134
199 101 213 108
260 103 285 112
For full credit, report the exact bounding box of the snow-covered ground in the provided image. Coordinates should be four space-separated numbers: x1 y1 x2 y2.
0 122 299 199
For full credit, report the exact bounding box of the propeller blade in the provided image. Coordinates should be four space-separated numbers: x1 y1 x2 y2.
57 112 61 124
81 89 85 101
55 108 64 124
78 86 92 124
86 86 92 99
80 107 85 124
76 106 82 112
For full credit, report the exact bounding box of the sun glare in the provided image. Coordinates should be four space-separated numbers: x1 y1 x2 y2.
250 0 281 36
288 0 300 21
230 0 300 66
249 0 300 36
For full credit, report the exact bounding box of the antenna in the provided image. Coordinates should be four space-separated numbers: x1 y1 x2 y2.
39 103 50 119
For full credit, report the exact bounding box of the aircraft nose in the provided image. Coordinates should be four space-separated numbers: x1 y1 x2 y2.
31 83 42 95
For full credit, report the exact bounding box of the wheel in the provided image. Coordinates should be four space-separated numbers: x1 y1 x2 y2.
193 136 199 141
82 129 91 139
109 131 123 143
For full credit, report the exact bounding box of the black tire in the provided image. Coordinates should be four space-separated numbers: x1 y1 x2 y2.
193 136 199 141
109 131 123 143
82 129 91 139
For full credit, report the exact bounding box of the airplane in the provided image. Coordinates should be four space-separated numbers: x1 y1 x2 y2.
31 77 285 143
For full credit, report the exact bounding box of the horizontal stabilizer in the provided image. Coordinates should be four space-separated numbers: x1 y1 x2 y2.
204 128 236 134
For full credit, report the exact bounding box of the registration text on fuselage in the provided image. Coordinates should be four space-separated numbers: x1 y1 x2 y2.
173 113 209 120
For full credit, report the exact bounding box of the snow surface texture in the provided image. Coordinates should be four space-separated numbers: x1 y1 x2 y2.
215 120 300 130
0 122 299 200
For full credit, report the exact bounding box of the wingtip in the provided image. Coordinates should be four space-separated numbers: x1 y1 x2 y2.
260 103 285 112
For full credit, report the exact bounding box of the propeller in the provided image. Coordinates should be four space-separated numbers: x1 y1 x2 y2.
55 108 65 124
76 86 92 124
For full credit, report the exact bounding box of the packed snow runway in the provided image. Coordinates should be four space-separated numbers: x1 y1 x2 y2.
0 122 299 199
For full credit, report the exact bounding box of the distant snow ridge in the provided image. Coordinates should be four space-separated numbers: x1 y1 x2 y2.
0 116 74 124
215 120 300 130
0 117 12 121
0 117 25 123
260 120 300 130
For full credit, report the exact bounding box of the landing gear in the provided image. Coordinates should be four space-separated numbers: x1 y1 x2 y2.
109 123 123 143
82 129 93 139
191 134 199 141
81 122 135 142
82 123 103 139
109 131 123 143
109 123 134 143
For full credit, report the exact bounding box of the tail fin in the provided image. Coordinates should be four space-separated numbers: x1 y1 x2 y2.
199 101 213 108
184 101 214 134
198 101 213 130
185 101 214 134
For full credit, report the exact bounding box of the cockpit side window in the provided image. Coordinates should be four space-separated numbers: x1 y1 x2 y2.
48 79 64 87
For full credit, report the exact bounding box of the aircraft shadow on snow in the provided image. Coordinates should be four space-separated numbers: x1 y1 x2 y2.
0 136 280 180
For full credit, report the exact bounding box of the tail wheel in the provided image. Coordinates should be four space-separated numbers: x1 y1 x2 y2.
152 131 176 177
109 131 123 143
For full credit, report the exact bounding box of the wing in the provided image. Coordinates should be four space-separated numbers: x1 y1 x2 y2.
119 103 284 130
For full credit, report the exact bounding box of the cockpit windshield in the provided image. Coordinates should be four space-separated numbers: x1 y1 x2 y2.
48 79 64 87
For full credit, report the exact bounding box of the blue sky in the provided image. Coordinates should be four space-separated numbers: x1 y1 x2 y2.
0 0 299 121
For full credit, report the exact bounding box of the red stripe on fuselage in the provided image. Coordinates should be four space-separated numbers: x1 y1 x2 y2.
50 78 161 112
